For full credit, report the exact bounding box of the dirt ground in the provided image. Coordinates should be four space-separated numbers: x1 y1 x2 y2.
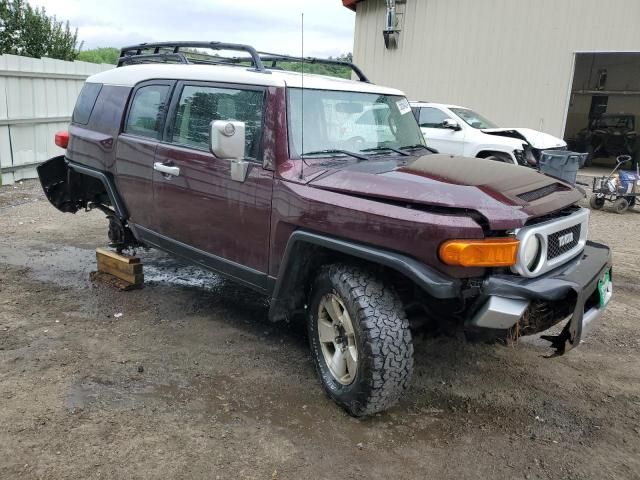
1 179 639 480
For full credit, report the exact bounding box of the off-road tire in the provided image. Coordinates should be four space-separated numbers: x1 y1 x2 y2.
613 197 629 214
589 195 605 210
307 264 413 417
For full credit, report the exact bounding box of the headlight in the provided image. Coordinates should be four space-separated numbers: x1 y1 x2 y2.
522 235 541 271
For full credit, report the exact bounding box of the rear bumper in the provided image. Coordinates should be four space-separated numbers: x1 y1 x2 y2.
472 241 612 354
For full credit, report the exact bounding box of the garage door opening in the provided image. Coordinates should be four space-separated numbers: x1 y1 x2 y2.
564 52 640 168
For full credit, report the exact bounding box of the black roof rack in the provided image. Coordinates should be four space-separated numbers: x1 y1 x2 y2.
116 41 370 82
118 41 266 71
258 52 369 83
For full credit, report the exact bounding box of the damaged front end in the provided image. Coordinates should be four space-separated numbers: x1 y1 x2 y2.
468 242 612 355
37 156 138 251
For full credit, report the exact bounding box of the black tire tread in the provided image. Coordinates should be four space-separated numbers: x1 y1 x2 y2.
321 264 413 416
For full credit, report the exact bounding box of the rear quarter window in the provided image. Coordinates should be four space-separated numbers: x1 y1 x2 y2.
72 83 103 125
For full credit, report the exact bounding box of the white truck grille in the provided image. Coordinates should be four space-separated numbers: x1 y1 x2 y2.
511 207 589 278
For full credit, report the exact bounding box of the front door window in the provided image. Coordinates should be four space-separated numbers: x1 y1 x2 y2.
171 85 264 160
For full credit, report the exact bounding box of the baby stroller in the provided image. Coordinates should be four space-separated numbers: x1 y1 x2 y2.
590 155 640 213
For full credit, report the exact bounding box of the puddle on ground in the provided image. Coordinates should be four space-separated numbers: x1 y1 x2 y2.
0 239 227 293
142 253 224 291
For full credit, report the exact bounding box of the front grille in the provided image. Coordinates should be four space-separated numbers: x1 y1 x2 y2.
513 207 588 278
518 183 569 202
547 224 581 260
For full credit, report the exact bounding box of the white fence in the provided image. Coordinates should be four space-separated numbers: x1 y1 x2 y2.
0 54 113 185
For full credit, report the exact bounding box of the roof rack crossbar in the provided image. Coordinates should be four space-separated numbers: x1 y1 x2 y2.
117 52 189 67
118 41 267 72
258 52 370 82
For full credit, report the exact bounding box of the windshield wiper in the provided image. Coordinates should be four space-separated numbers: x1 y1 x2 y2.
400 144 439 154
301 149 368 161
360 146 410 157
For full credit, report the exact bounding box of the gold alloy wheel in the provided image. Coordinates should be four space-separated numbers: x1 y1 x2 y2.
317 293 358 385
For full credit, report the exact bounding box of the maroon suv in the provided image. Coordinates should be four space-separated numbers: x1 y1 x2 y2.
38 42 612 417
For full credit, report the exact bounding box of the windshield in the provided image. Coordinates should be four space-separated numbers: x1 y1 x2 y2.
449 107 498 129
287 88 425 157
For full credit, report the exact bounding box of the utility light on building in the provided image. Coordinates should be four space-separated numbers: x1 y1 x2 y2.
383 0 401 49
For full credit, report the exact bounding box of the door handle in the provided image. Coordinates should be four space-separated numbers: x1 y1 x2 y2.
154 162 180 177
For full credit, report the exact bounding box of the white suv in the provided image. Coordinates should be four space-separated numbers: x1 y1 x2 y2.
410 102 567 166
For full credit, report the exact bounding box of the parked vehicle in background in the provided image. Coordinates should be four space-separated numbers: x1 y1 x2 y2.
331 103 397 146
38 41 612 417
576 113 638 167
410 102 567 166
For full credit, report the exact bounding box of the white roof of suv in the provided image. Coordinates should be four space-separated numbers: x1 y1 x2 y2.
409 101 466 110
87 63 404 96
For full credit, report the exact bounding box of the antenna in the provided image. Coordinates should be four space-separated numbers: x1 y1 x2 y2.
299 12 305 180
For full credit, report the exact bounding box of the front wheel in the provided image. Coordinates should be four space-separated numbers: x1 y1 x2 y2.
307 265 413 417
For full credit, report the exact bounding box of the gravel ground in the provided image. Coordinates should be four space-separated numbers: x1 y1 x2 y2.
0 179 639 480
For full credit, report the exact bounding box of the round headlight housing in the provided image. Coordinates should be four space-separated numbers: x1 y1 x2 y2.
522 235 541 272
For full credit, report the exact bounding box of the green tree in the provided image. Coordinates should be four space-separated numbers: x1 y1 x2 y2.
0 0 79 61
278 53 355 79
77 47 120 64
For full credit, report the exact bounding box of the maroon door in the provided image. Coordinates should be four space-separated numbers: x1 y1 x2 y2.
153 146 273 273
115 135 159 228
151 82 273 277
114 81 174 230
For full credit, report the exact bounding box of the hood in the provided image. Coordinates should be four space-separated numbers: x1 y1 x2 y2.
307 154 583 230
481 127 567 149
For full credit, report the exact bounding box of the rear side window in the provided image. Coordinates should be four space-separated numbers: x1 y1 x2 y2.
72 83 102 125
125 84 170 139
171 85 264 160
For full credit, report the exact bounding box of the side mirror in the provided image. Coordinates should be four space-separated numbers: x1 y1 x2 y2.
442 118 461 131
210 120 248 182
210 120 246 159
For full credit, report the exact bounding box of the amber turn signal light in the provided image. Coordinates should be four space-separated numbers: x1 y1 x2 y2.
439 238 519 267
55 130 69 149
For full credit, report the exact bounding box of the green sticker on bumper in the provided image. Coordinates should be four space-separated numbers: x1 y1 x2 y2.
598 269 613 309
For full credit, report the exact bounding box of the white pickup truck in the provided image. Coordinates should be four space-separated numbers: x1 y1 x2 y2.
410 101 567 166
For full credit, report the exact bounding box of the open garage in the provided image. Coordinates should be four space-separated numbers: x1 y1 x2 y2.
565 52 640 166
346 0 640 164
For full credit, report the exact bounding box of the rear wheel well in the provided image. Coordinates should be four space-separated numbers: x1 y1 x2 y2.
38 156 137 251
38 156 110 213
38 156 125 218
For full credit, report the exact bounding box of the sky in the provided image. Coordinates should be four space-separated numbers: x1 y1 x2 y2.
30 0 356 58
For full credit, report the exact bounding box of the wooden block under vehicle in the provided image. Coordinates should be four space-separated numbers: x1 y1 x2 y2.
90 271 143 291
96 247 140 264
95 248 144 286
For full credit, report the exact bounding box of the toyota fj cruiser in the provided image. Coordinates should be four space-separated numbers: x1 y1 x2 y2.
38 42 613 417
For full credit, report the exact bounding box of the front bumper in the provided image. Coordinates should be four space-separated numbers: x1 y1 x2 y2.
472 241 612 355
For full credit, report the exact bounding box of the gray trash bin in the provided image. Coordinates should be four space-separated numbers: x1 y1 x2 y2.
538 151 587 185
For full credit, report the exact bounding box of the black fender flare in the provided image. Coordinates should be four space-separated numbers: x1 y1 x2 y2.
67 159 128 220
268 230 461 321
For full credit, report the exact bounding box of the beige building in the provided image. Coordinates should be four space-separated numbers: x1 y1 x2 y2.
344 0 640 141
